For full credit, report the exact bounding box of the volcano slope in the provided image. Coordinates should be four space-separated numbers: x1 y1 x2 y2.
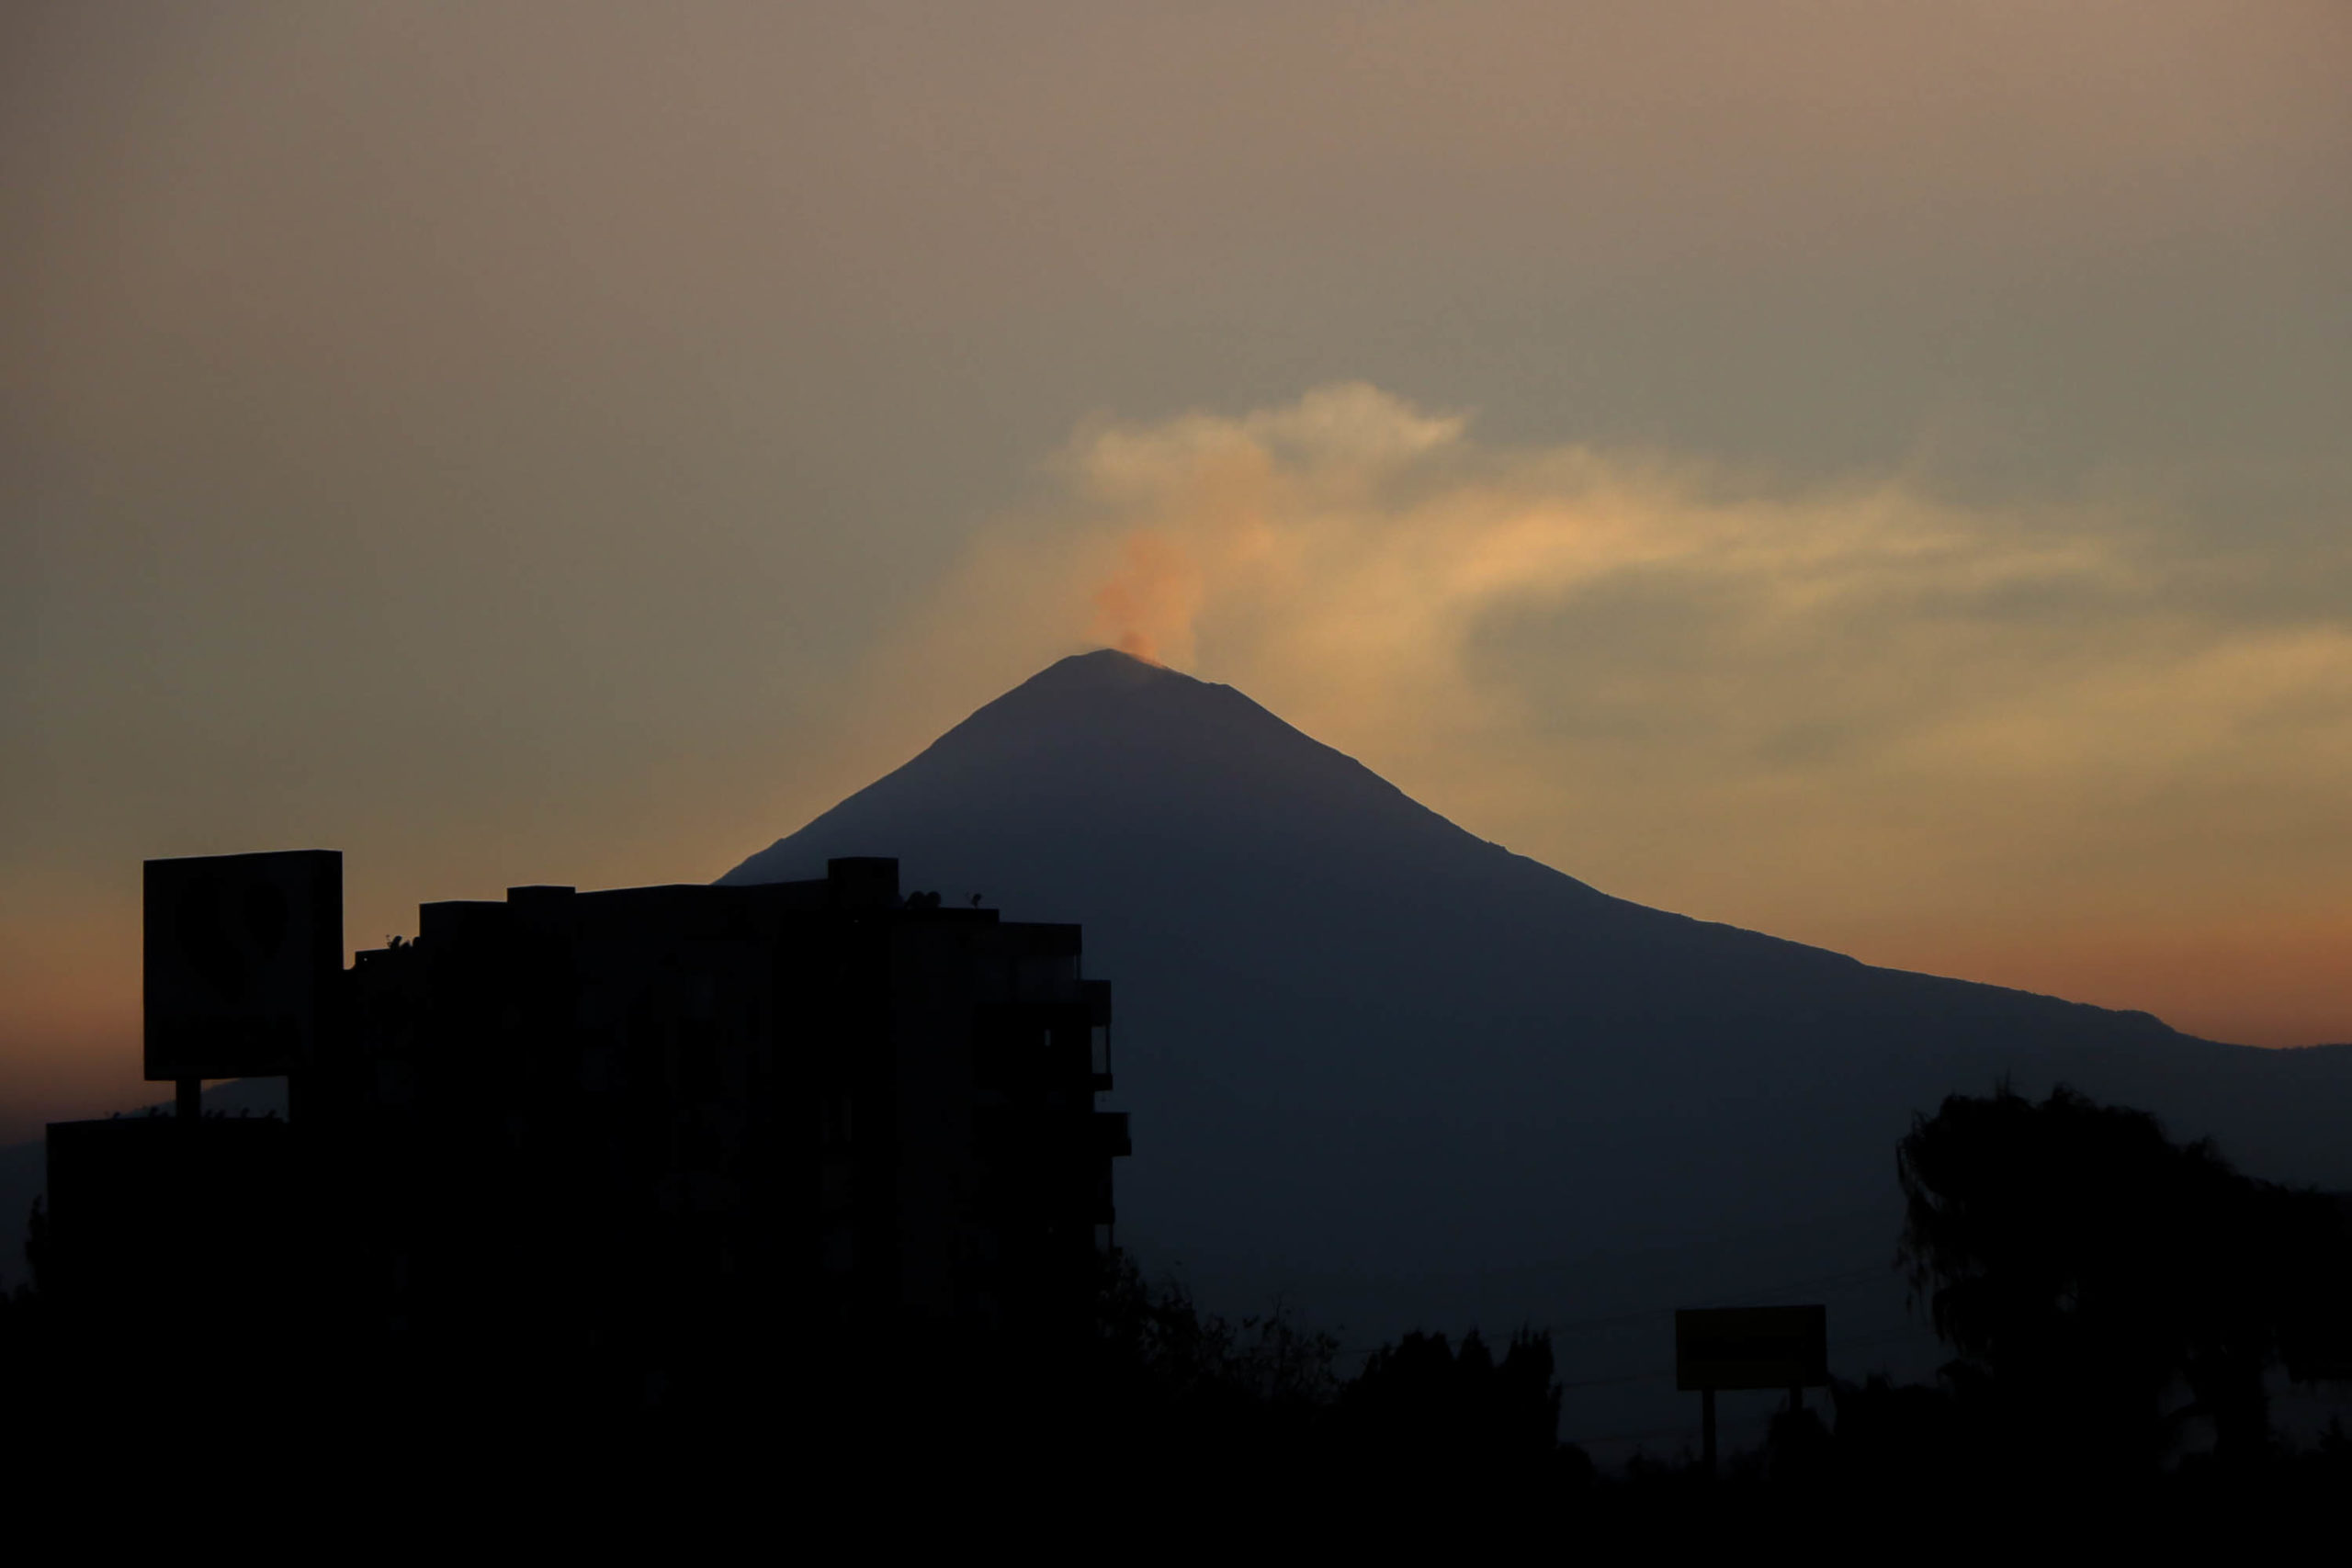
722 650 2352 1443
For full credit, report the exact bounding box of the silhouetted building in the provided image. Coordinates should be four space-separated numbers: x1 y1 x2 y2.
47 853 1127 1407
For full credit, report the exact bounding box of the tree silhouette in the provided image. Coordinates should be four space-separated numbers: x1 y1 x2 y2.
1337 1326 1571 1487
1897 1083 2352 1476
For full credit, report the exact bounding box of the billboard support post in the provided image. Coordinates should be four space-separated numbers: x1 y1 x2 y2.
1675 1303 1830 1481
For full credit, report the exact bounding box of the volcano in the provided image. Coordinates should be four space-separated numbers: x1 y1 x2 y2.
721 649 2352 1447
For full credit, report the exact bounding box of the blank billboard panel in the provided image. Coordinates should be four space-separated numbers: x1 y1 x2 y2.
1675 1303 1830 1391
144 850 342 1080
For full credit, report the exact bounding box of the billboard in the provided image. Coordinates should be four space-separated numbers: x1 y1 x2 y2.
144 850 342 1081
1675 1304 1830 1392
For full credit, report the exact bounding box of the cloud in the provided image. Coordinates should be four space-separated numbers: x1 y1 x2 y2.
987 382 2148 755
876 384 2352 1043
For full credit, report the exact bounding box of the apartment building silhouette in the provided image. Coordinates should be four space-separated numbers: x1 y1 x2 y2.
46 852 1128 1406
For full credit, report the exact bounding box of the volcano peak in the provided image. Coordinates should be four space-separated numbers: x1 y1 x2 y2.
1016 645 1194 694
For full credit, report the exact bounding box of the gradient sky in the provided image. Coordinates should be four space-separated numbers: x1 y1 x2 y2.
5 2 2349 1139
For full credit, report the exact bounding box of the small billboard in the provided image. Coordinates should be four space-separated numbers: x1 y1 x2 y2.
144 850 342 1081
1675 1304 1829 1392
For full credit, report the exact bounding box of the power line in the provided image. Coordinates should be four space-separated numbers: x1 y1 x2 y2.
1553 1326 1928 1394
1531 1264 1899 1338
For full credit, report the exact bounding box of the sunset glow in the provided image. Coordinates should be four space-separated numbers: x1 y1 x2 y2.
5 2 2348 1138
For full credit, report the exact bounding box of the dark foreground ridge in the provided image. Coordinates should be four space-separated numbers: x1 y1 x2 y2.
11 1058 2351 1531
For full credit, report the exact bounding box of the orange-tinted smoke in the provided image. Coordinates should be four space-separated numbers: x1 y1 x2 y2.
1089 533 1198 667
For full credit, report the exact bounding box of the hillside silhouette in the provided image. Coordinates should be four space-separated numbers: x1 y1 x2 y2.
722 649 2352 1447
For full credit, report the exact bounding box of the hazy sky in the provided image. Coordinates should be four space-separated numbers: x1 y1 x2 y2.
5 2 2348 1136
